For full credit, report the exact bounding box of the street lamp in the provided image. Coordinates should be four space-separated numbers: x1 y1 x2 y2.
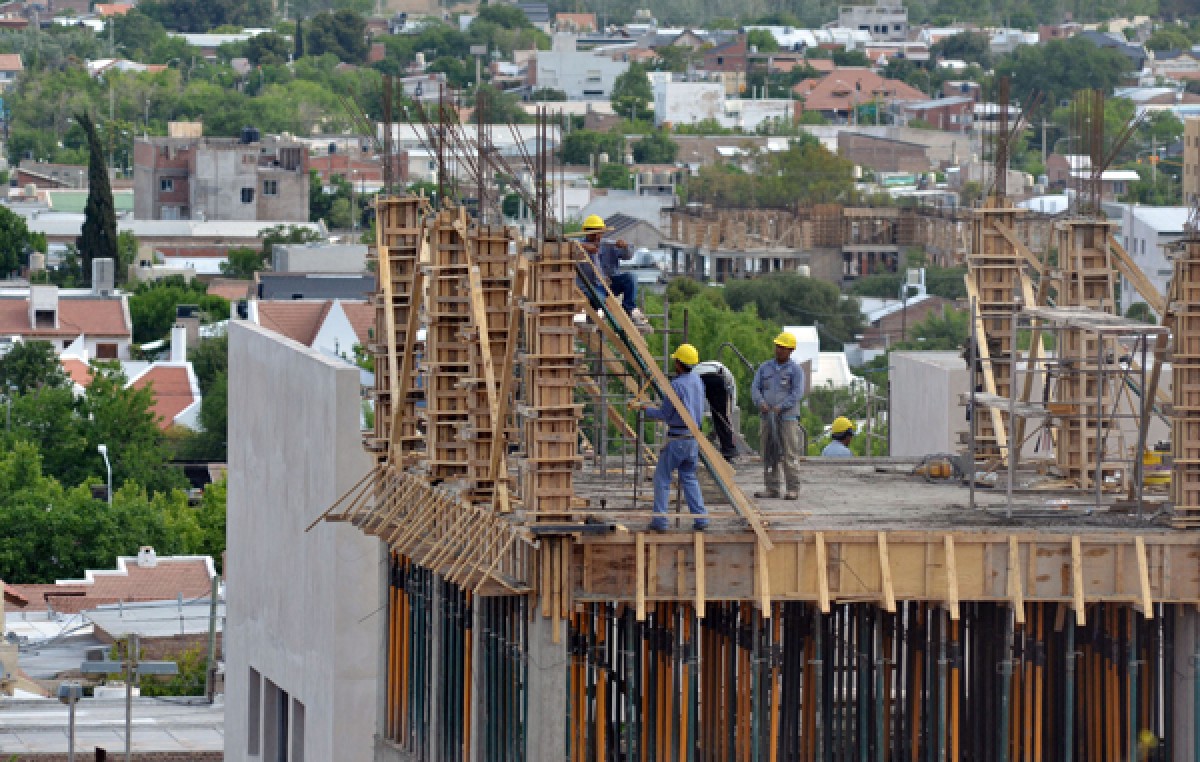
57 681 82 762
97 444 112 505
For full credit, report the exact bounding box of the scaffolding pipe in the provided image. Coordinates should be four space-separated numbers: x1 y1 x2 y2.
997 609 1014 762
1064 613 1076 762
938 608 948 762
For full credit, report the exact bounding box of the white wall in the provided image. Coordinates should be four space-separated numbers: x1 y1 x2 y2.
890 351 969 457
225 322 381 762
1118 205 1186 315
535 37 630 100
310 300 362 361
654 81 725 126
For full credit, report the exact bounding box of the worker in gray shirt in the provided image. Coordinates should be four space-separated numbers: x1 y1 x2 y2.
751 332 806 500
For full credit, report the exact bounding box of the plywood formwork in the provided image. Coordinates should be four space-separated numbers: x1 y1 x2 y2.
1172 241 1200 527
369 196 427 466
1053 220 1123 489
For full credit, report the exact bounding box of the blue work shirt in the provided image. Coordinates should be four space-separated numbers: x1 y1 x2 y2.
822 441 854 457
751 359 806 420
644 370 706 436
592 238 633 279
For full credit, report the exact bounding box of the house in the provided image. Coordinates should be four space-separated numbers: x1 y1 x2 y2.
1114 204 1189 315
942 80 982 102
533 34 630 99
856 294 956 349
838 133 934 173
554 12 596 33
1068 169 1140 200
249 298 374 362
0 280 132 360
837 0 908 41
0 51 21 89
1038 23 1081 43
700 36 749 95
1077 29 1148 71
254 272 375 301
167 29 276 60
1148 49 1200 82
899 96 974 132
654 80 791 129
1046 154 1091 187
133 123 309 222
793 69 926 122
517 2 550 30
6 546 215 616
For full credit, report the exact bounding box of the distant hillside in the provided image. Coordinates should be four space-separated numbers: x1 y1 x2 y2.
547 0 1190 31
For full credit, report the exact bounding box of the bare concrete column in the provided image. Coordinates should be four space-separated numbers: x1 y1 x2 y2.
469 601 484 761
1174 605 1197 762
525 615 567 760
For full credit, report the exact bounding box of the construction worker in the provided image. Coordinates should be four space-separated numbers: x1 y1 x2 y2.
578 214 651 329
752 332 806 500
694 360 739 460
632 343 708 531
822 416 856 457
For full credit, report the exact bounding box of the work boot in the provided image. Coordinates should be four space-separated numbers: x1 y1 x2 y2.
693 521 709 532
630 307 652 332
754 489 780 499
784 491 799 500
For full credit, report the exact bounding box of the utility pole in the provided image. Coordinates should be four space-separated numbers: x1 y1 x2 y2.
80 634 179 762
205 574 220 702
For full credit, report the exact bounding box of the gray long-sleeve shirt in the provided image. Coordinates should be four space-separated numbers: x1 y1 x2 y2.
751 359 806 420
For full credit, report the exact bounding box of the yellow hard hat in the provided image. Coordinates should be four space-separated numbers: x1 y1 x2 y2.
773 331 797 349
672 343 699 366
582 214 607 231
1139 730 1157 749
832 416 855 435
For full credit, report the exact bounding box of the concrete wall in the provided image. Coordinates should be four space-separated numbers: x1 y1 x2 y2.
535 38 630 100
226 322 382 762
192 147 259 222
654 82 725 127
273 243 369 274
890 351 969 457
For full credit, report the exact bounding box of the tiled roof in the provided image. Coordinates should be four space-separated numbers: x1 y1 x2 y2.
0 297 129 338
795 68 926 112
94 3 133 15
3 581 27 607
341 302 375 346
60 357 93 388
130 366 196 430
205 278 252 302
255 301 333 346
0 52 21 72
8 554 214 614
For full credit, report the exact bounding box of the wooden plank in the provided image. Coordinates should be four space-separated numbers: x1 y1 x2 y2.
1108 233 1167 315
1071 536 1086 627
814 532 830 613
878 532 896 613
944 535 960 621
1135 536 1154 620
992 220 1045 276
636 532 646 622
757 540 771 617
1007 536 1025 624
695 532 706 619
963 277 1010 456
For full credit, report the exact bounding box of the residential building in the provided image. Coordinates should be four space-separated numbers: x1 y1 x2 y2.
1077 29 1148 71
133 124 309 222
1184 116 1200 205
1068 168 1139 200
793 69 926 122
249 298 374 362
555 12 596 32
988 28 1040 55
0 51 21 89
837 0 908 41
15 160 86 189
942 80 982 102
273 243 368 274
0 280 133 360
226 321 379 761
167 29 276 59
1047 154 1091 188
701 36 749 95
1115 204 1189 315
254 272 376 301
1038 22 1081 43
838 133 934 173
653 80 791 129
533 34 631 99
899 96 974 132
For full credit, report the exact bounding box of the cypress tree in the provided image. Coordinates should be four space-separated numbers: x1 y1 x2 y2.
75 112 117 286
294 18 305 60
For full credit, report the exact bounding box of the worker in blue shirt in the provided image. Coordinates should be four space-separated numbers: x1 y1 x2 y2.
822 417 856 457
632 343 708 531
752 332 806 500
578 214 651 329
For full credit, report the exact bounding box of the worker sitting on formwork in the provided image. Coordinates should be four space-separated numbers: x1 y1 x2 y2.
632 343 708 532
822 416 856 457
752 332 806 501
577 214 651 330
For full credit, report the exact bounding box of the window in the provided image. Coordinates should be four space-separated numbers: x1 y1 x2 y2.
241 188 255 204
96 343 117 359
291 700 305 762
160 178 174 192
263 180 279 196
248 668 261 755
263 679 288 761
161 206 180 221
716 56 724 65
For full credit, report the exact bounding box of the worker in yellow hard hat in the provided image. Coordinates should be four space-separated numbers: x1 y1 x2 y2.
822 416 856 457
752 331 807 500
631 343 708 531
579 214 650 329
1138 729 1159 761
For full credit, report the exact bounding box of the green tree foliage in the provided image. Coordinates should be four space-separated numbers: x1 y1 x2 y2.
0 341 69 394
685 134 855 208
294 18 305 59
530 87 567 101
632 129 678 164
220 247 265 279
746 29 780 53
611 63 654 122
651 45 701 73
832 49 869 67
139 646 208 697
306 10 368 63
138 0 271 33
116 231 138 284
468 4 550 56
559 129 625 166
995 37 1132 109
0 205 37 277
930 30 992 67
1121 165 1180 205
723 273 864 348
1145 26 1192 51
76 112 117 285
260 224 322 260
472 84 529 124
243 32 292 66
111 11 197 64
128 277 230 344
595 162 633 189
888 305 969 350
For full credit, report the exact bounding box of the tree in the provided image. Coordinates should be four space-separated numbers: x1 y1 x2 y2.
724 273 864 348
472 84 528 125
128 277 230 343
995 36 1132 109
746 29 779 53
1126 302 1154 323
220 247 266 279
138 0 270 33
530 87 567 101
0 206 36 277
1145 26 1191 51
930 30 992 67
611 63 653 122
294 18 305 60
116 230 138 284
243 32 291 66
307 10 368 63
685 134 855 208
260 224 322 260
0 341 69 394
832 49 869 67
559 129 624 166
595 162 633 189
632 129 678 164
76 112 117 286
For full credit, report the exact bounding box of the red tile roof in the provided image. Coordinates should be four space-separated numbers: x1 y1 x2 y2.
0 53 21 72
0 298 129 338
794 68 926 113
3 582 27 607
256 301 333 346
341 302 375 346
8 554 214 614
130 366 196 430
94 3 132 15
61 357 93 388
204 278 252 302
